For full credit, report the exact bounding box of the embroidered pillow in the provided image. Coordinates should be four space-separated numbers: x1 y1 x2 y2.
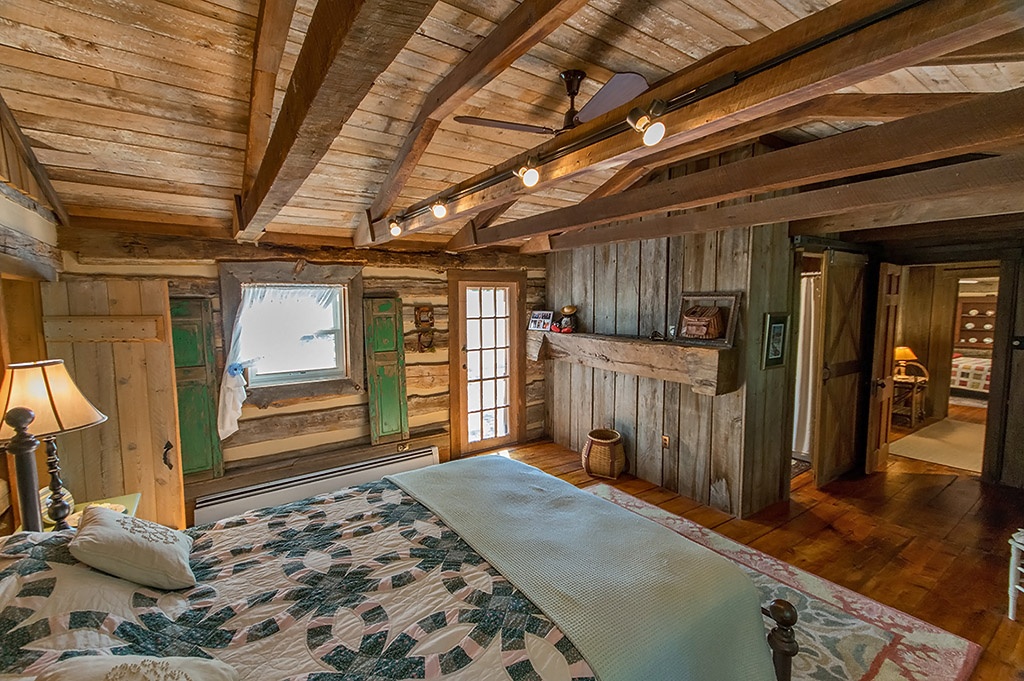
35 655 237 681
68 506 196 590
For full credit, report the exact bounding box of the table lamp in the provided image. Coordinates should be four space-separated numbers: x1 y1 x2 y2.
0 359 107 531
894 346 917 376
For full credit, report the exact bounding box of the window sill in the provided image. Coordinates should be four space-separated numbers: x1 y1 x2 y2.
245 377 364 409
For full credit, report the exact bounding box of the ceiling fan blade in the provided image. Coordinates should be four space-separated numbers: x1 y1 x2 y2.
576 72 650 123
453 116 556 135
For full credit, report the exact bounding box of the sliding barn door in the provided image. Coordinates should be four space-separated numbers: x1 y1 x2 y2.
866 264 901 473
41 279 185 528
814 251 869 486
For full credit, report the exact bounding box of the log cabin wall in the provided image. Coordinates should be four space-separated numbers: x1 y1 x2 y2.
545 145 793 518
58 254 546 502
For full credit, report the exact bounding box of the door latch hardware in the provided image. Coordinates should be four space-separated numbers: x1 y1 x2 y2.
162 441 174 470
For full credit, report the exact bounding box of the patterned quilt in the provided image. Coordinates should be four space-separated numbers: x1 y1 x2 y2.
0 480 594 681
950 356 991 394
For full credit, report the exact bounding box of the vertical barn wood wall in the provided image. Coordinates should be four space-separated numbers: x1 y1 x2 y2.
58 254 546 491
985 256 1024 488
896 265 958 421
546 145 793 517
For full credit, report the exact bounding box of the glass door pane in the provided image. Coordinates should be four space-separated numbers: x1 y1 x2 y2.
465 285 512 446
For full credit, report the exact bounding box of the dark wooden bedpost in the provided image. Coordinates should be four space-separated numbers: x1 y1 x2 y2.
763 598 798 681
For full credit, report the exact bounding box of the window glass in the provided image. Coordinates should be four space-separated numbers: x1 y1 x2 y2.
239 284 347 386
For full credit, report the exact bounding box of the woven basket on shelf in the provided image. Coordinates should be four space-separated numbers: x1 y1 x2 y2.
581 428 626 479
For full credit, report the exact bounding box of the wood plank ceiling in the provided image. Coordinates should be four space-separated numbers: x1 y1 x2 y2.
1 0 1023 247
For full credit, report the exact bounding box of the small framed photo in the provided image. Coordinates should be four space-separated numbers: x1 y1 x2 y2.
762 313 789 369
529 310 553 331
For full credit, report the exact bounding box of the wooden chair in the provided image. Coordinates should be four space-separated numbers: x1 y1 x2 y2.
1010 530 1024 621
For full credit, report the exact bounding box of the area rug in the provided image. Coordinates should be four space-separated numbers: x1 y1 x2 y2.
591 484 981 681
889 418 985 472
792 458 812 479
948 395 988 409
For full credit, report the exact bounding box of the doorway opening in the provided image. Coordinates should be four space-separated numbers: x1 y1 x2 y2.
791 255 822 482
886 268 998 473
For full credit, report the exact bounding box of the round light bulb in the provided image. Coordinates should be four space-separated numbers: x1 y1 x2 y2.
388 220 402 237
642 121 666 147
521 167 540 187
431 202 448 219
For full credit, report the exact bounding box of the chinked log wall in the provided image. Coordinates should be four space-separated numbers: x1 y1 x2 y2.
217 265 547 464
545 144 792 517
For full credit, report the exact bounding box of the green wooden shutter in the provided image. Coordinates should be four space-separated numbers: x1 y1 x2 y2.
363 297 409 444
170 298 224 476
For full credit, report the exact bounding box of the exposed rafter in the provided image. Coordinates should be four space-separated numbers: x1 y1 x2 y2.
0 92 70 226
448 87 1024 251
236 0 438 243
243 0 299 195
358 0 591 245
841 212 1024 243
370 0 1024 246
920 27 1024 64
790 188 1024 235
539 155 1024 251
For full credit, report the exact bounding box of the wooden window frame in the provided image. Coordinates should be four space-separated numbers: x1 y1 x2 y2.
219 262 364 408
448 270 527 458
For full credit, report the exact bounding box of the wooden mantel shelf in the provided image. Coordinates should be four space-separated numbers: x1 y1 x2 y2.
526 330 737 396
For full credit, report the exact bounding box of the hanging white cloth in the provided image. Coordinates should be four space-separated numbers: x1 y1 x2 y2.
217 284 341 440
792 273 822 459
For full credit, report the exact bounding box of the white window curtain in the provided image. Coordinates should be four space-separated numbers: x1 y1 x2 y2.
792 273 822 460
217 284 340 440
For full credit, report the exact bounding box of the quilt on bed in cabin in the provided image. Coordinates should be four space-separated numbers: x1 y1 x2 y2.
0 480 595 681
949 356 991 394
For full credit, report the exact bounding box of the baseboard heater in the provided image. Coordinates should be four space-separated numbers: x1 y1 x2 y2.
193 446 439 525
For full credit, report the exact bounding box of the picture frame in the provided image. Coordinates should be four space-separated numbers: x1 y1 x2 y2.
762 313 789 369
528 310 554 331
676 291 742 349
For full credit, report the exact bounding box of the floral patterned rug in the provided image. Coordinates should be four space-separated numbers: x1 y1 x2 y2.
591 484 981 681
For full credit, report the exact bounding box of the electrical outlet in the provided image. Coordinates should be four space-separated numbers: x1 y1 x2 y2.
661 435 670 448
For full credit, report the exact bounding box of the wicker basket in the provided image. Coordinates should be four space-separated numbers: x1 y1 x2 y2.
682 305 724 340
581 429 626 479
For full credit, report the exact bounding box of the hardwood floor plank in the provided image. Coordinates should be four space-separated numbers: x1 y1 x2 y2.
497 441 1024 678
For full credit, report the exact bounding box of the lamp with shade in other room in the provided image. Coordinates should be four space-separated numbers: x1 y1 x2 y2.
893 346 930 381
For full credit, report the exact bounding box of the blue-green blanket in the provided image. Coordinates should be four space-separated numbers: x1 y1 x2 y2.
387 456 775 681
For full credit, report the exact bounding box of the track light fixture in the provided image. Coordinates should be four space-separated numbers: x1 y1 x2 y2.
626 99 668 147
388 217 402 237
431 200 448 219
514 159 540 188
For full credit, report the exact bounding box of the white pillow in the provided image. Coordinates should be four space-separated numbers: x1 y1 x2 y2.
35 655 237 681
68 506 196 590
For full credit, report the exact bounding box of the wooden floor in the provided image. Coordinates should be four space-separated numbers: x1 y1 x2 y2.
496 441 1024 680
891 404 988 442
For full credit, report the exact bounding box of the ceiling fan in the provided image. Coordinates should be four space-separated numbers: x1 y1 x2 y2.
453 69 650 136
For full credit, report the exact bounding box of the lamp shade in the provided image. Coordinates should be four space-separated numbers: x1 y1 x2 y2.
894 346 918 362
0 359 107 440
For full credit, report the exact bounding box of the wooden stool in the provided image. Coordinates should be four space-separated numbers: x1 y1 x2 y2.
1010 530 1024 621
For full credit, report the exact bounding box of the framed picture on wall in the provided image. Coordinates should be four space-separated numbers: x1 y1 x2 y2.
762 313 789 369
528 310 554 331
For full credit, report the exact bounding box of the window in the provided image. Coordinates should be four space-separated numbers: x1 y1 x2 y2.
219 261 365 407
239 284 348 387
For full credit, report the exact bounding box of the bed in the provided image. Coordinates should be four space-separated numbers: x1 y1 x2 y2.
950 355 991 397
0 456 796 681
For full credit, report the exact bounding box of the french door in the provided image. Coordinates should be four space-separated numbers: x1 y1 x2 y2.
450 273 525 456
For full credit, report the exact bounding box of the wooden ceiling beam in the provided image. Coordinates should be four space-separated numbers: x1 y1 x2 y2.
790 187 1024 235
809 93 981 121
920 27 1024 65
840 212 1024 243
379 0 1024 245
0 92 70 226
540 155 1024 251
449 87 1024 251
236 0 438 243
243 0 299 195
360 0 591 241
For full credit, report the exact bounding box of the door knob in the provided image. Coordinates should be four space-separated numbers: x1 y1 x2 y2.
875 379 888 389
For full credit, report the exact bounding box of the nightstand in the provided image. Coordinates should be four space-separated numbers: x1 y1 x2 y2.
892 375 927 428
20 492 142 532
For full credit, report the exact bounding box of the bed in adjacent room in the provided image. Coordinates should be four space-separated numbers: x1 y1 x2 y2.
0 457 794 681
950 355 991 398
